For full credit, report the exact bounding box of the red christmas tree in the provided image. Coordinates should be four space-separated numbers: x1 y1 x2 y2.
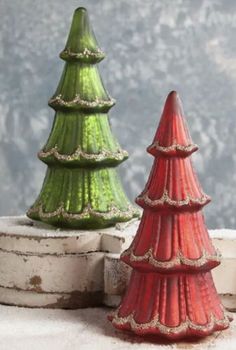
109 91 230 340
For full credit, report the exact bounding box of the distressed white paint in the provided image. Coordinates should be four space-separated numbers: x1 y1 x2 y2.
104 253 131 295
0 287 78 308
0 216 134 254
212 259 236 295
101 220 138 253
103 294 121 307
0 250 104 293
0 216 139 308
211 230 236 309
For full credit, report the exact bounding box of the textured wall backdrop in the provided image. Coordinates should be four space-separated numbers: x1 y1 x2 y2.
0 0 236 228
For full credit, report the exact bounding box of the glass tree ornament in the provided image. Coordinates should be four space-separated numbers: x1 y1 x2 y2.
109 91 231 340
27 8 139 229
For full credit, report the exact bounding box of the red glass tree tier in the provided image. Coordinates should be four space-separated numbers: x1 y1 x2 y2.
108 91 231 340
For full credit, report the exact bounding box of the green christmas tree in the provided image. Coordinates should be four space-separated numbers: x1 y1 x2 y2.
27 7 139 229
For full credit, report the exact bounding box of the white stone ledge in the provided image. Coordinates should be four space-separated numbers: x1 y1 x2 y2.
0 250 104 293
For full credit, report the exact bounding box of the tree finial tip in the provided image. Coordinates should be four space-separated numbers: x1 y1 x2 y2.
168 90 178 98
165 90 181 109
74 7 87 13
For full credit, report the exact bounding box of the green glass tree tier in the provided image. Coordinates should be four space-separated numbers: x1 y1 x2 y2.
27 7 139 229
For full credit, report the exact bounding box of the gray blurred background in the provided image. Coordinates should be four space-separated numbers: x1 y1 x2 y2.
0 0 235 228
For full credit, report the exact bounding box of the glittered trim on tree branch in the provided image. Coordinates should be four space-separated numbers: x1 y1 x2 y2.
122 247 221 269
60 48 105 60
38 146 128 162
148 141 199 153
137 190 211 208
27 203 138 221
110 309 230 335
49 94 116 109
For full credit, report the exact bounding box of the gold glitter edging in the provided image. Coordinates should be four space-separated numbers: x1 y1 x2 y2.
122 247 221 269
148 141 198 153
110 309 230 335
38 145 128 162
49 94 116 109
60 48 105 59
137 190 210 208
27 203 138 221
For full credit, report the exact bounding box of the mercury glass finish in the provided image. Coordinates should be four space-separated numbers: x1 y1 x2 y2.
27 7 139 229
109 91 230 339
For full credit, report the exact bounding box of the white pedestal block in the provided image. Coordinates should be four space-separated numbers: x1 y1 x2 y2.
0 216 138 308
211 229 236 311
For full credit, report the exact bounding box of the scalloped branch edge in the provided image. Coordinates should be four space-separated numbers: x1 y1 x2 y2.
49 94 116 109
122 246 221 269
109 309 230 335
148 141 199 153
137 190 211 208
38 146 128 162
60 47 105 59
27 203 139 221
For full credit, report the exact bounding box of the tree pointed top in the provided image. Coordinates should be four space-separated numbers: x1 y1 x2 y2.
148 91 198 157
162 90 183 116
60 7 105 63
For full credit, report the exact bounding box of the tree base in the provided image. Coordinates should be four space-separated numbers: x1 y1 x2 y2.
108 271 231 340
